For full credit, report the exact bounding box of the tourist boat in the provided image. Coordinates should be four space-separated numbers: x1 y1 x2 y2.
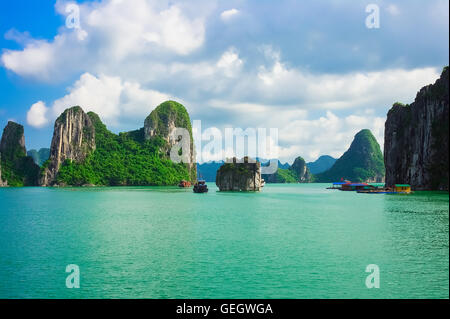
193 180 208 193
178 180 191 188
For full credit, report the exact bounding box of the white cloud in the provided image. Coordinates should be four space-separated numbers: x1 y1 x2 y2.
216 47 243 77
3 1 445 163
30 73 172 128
27 101 50 128
2 0 207 81
220 8 239 21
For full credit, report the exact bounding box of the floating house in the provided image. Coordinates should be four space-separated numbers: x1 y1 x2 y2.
357 183 411 194
393 184 411 194
340 183 371 191
368 183 385 189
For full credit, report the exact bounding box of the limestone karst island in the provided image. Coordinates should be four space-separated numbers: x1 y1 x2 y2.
1 68 448 192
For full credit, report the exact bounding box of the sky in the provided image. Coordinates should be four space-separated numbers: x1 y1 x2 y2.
0 0 448 163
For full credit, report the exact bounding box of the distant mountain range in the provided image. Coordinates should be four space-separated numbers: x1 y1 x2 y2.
307 155 336 174
27 148 50 166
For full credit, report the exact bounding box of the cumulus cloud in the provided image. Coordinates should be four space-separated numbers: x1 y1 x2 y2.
3 0 447 162
32 73 172 128
216 47 243 77
220 8 239 21
2 0 207 81
27 101 50 128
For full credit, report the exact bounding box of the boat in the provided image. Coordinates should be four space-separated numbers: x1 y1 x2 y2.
178 180 191 188
327 181 350 190
193 180 208 193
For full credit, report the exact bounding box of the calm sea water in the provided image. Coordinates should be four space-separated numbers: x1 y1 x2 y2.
0 184 448 299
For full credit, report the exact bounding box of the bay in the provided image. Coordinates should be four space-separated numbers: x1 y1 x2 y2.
0 184 448 299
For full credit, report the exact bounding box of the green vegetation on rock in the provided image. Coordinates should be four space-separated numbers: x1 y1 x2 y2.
263 156 312 183
55 106 194 186
315 129 385 183
0 122 40 186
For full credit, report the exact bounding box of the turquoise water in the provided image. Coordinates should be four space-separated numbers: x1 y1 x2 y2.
0 184 448 299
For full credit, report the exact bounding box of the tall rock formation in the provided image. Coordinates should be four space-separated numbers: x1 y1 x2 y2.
41 106 96 186
315 129 385 183
263 156 312 183
384 67 449 190
290 157 312 182
0 121 39 186
216 157 263 191
0 154 7 187
144 101 196 181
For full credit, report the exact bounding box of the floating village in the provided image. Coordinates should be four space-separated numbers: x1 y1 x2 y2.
179 157 412 195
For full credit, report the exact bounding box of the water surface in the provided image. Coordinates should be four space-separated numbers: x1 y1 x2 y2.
0 184 448 298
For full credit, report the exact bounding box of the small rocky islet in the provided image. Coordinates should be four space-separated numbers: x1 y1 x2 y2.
0 67 449 191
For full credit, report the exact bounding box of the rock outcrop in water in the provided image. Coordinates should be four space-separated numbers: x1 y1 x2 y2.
144 101 196 181
315 129 385 183
0 121 40 186
0 154 7 187
216 157 263 191
384 67 449 190
263 156 312 183
41 106 96 186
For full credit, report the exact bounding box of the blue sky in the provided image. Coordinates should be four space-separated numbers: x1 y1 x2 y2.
0 0 448 163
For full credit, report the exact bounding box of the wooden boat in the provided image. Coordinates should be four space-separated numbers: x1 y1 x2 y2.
193 180 208 193
178 180 192 188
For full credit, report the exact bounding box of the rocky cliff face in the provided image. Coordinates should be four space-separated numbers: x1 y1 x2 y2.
384 67 449 190
0 155 7 187
144 101 196 182
0 121 26 157
216 157 263 191
290 157 312 182
0 121 39 186
263 156 312 183
41 106 96 186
